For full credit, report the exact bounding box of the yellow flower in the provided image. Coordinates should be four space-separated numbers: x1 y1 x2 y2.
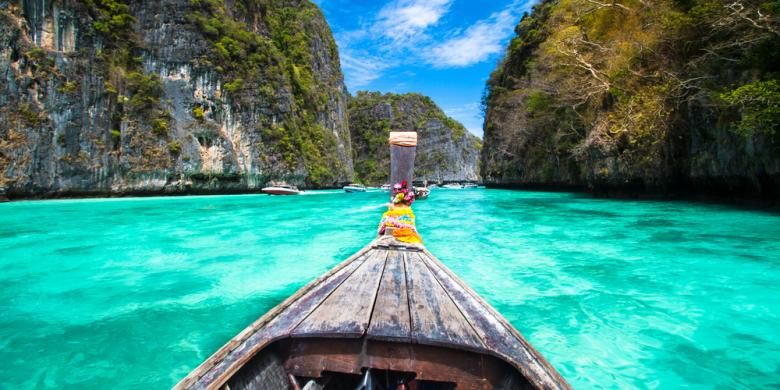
382 208 415 218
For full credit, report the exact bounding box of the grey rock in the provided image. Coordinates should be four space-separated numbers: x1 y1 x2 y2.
0 0 352 198
349 91 481 184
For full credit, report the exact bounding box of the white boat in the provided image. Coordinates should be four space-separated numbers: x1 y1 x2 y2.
463 183 478 188
261 184 301 195
414 187 430 200
443 183 463 189
380 184 391 191
343 183 367 193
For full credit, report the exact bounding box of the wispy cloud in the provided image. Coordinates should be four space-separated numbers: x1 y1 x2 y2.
332 0 453 88
374 0 453 47
425 2 527 68
329 0 528 91
444 102 484 137
445 102 480 117
340 53 394 88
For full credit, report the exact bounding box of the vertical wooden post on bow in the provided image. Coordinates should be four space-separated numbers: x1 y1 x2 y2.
389 132 417 191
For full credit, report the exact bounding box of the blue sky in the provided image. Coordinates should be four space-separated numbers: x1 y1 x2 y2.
313 0 535 138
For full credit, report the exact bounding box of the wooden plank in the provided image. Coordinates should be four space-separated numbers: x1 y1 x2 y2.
404 251 484 351
177 245 374 390
283 338 365 378
419 249 571 390
367 249 412 341
176 238 570 390
283 338 501 389
292 249 388 337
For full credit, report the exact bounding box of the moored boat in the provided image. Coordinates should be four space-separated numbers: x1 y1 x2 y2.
443 182 463 189
414 186 430 200
463 182 478 189
261 184 301 195
380 184 391 191
343 183 367 193
176 131 569 390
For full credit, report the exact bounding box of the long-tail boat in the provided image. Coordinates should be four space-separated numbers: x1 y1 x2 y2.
175 132 570 390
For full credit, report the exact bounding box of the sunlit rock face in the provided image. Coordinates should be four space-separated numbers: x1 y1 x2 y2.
480 0 780 201
0 0 352 198
348 91 481 184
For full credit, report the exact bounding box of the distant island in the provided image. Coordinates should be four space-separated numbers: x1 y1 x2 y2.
349 91 481 185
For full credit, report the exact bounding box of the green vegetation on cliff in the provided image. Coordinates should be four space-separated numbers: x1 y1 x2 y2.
482 0 780 198
1 0 351 197
189 0 347 186
9 0 175 177
88 0 172 142
349 91 481 184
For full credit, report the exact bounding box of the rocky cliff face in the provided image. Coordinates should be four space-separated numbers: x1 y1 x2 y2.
481 0 780 201
349 91 481 184
0 0 352 198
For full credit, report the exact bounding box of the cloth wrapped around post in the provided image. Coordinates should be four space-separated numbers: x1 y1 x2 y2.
378 180 422 244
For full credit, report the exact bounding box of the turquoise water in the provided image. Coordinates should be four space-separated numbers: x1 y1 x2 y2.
1 190 779 389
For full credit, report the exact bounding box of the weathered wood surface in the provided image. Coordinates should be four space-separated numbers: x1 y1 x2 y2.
367 250 412 341
292 250 388 337
177 247 374 389
282 338 511 389
419 249 568 387
390 144 416 190
175 240 570 390
405 251 485 350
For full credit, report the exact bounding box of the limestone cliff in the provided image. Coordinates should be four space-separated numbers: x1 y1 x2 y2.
481 0 780 201
349 91 481 184
0 0 352 198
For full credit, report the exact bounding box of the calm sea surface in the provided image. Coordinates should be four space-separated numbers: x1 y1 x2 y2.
1 189 779 388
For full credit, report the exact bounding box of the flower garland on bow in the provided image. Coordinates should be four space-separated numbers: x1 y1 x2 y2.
377 180 422 244
391 180 415 205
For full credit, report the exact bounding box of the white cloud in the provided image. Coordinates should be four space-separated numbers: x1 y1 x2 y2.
444 102 484 137
375 0 453 46
340 53 394 88
334 0 453 89
330 0 528 92
425 2 526 68
445 102 480 116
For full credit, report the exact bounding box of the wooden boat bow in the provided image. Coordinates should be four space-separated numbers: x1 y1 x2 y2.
175 236 569 389
175 132 569 389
